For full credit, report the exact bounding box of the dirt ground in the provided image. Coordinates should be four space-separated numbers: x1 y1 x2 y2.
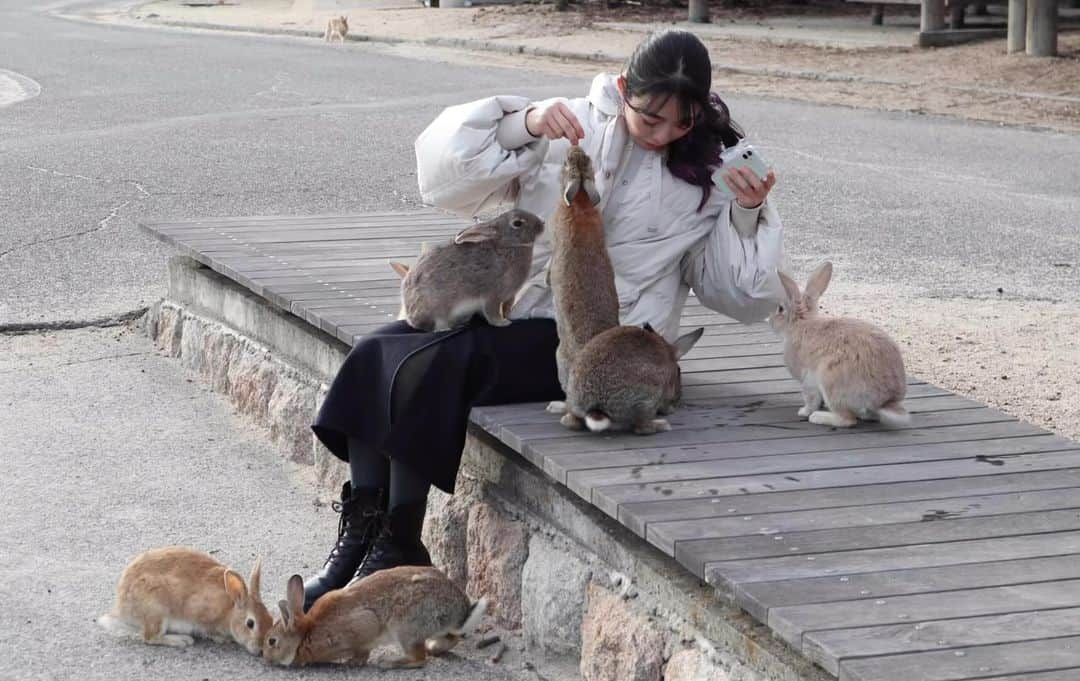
114 0 1080 442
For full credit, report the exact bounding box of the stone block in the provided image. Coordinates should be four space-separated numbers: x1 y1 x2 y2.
665 648 729 681
522 534 590 658
467 501 529 629
580 583 665 681
423 488 470 590
267 373 318 464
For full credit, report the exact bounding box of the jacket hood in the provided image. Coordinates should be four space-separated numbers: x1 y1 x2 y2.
588 73 623 118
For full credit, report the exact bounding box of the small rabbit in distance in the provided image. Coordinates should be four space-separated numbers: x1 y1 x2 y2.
324 15 348 43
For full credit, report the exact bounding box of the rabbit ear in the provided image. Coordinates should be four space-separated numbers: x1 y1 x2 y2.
286 574 305 617
278 600 294 630
805 261 833 300
224 569 249 606
248 557 263 603
454 223 497 244
390 261 409 278
562 178 581 206
777 270 802 304
583 179 601 206
672 327 704 359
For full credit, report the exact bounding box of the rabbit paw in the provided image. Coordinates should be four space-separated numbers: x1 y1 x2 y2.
797 405 814 418
150 634 196 648
560 412 586 430
809 410 857 428
546 400 567 414
634 419 671 435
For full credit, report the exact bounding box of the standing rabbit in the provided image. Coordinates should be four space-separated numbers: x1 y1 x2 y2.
562 323 703 434
97 546 272 654
390 209 544 332
771 261 909 427
546 145 619 409
262 567 486 668
324 15 348 43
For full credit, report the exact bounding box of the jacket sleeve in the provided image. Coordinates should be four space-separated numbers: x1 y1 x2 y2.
680 200 785 323
414 95 552 217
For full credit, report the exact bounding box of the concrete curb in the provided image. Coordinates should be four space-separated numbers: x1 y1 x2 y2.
131 13 1080 106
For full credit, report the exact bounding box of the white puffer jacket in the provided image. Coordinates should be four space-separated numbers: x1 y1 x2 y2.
414 73 784 341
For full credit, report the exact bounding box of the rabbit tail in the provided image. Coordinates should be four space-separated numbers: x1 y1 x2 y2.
876 401 911 427
97 613 137 638
585 410 612 432
451 597 488 638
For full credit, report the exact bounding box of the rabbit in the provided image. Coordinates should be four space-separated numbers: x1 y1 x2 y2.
391 209 545 332
97 546 272 655
561 323 704 434
262 566 487 668
545 145 620 415
324 15 348 43
770 261 909 428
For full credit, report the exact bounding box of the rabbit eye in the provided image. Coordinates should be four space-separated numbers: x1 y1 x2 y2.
268 636 278 647
777 305 785 314
246 617 256 630
511 218 524 229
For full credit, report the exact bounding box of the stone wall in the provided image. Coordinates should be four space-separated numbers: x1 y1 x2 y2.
143 259 829 681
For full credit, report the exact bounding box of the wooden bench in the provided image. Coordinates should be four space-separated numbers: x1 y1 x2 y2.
144 209 1080 681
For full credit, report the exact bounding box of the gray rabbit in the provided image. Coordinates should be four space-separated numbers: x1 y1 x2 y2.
547 145 619 395
390 209 545 332
562 323 703 434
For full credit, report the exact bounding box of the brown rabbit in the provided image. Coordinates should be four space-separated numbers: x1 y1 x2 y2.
563 323 703 434
391 209 544 332
546 146 619 411
97 546 272 654
771 261 909 427
324 15 348 43
262 567 487 668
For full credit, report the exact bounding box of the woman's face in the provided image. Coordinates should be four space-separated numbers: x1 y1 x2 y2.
618 76 696 152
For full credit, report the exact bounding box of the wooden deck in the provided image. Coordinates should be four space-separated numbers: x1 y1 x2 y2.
144 210 1080 681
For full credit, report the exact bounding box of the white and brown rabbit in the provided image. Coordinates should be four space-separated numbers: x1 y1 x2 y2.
771 261 909 427
546 145 619 411
562 323 704 434
390 209 544 332
262 567 486 668
97 546 272 654
324 15 348 43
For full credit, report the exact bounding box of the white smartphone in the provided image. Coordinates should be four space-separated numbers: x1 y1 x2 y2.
711 141 770 202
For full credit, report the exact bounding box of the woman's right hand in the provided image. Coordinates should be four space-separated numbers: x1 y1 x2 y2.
525 101 585 146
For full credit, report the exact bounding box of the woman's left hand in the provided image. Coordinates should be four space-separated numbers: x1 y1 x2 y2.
722 167 777 209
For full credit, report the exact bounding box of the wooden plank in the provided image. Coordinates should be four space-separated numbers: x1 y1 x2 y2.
774 578 1080 647
589 429 1067 516
839 635 1080 681
548 410 1019 489
621 466 1080 540
507 400 1006 449
680 508 1080 578
520 394 1000 460
705 529 1080 589
652 487 1080 555
807 606 1080 676
538 400 1005 481
736 553 1080 622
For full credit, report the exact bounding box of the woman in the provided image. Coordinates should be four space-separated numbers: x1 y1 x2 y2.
304 29 783 611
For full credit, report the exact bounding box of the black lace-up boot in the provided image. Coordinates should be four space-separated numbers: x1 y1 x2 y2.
347 500 431 585
302 482 385 611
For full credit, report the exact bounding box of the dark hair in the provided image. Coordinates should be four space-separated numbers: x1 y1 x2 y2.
623 30 743 209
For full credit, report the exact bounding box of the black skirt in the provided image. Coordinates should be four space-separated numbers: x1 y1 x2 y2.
312 317 563 493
